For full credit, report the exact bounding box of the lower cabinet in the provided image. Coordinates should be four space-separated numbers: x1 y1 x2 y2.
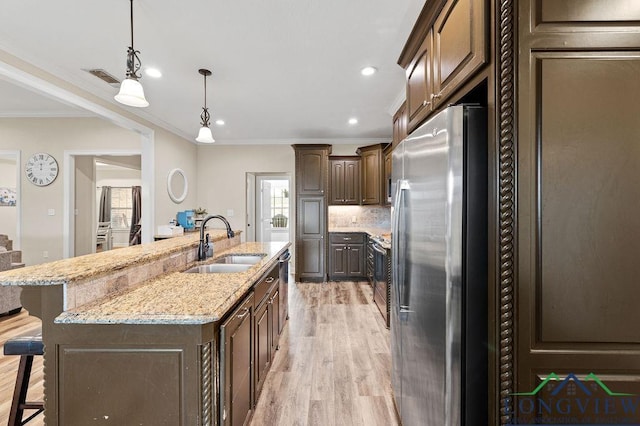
220 291 255 426
254 282 280 400
328 233 366 280
220 262 284 426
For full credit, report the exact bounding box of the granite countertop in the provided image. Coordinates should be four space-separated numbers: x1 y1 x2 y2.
55 241 290 325
0 230 230 287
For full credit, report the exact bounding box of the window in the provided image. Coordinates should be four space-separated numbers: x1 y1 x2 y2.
110 187 133 230
267 180 289 228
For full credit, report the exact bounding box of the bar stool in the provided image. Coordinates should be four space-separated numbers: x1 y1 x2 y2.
4 332 44 425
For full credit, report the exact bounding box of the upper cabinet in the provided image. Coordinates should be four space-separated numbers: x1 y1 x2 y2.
357 144 388 205
400 0 487 133
383 144 393 206
392 102 408 150
329 156 360 205
406 30 434 131
433 0 487 104
293 145 331 195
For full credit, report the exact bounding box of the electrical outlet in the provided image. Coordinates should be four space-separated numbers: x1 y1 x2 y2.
351 216 357 223
48 208 55 216
227 209 234 217
43 251 49 258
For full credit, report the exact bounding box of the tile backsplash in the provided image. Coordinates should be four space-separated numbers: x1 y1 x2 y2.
328 205 391 228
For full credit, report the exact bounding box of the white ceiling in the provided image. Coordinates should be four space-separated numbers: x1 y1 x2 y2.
0 0 424 145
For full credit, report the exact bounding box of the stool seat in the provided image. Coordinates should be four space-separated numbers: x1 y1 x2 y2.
4 332 44 425
4 333 43 356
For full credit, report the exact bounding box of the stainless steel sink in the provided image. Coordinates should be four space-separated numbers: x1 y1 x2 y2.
211 254 266 265
183 263 253 274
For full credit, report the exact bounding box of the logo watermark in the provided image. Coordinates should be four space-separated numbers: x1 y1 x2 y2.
505 373 640 425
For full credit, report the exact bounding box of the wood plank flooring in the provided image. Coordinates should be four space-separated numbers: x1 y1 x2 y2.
0 281 397 425
251 281 398 426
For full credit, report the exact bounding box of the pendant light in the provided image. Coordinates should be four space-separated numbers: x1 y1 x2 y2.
114 0 149 107
195 68 215 143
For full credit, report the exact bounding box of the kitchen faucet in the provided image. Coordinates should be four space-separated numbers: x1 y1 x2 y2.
198 215 235 260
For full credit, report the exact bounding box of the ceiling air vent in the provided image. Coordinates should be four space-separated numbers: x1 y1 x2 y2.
84 69 120 87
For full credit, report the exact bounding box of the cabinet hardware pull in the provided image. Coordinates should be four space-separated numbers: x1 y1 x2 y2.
237 307 250 319
343 237 351 240
265 277 275 283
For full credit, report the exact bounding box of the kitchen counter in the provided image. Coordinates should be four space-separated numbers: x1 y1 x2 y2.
56 241 289 325
0 229 228 287
3 231 291 425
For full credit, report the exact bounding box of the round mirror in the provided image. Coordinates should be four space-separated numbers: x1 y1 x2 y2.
167 168 188 203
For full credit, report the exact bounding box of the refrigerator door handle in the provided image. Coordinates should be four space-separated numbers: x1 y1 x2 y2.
392 179 410 316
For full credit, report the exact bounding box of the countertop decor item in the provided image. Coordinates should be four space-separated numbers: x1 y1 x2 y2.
25 152 58 186
114 0 149 107
195 68 215 143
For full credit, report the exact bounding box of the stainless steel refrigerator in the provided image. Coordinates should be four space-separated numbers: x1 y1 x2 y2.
391 105 488 426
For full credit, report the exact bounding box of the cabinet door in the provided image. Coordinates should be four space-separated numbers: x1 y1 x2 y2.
432 0 487 105
344 160 361 205
254 299 270 400
329 243 347 278
329 160 345 204
347 243 365 276
383 150 392 206
361 149 381 205
406 30 433 132
297 196 326 280
269 287 280 353
296 149 327 195
220 293 254 426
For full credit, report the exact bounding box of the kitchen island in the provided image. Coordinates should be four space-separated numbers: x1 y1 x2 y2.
0 231 290 425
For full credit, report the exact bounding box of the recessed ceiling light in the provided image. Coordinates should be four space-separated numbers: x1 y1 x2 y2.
348 118 358 125
360 66 377 76
215 119 225 126
145 68 162 78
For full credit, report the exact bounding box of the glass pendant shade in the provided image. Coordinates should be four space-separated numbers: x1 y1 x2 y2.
196 126 215 143
115 78 149 107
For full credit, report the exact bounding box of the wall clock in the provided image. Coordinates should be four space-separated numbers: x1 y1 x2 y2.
25 152 59 186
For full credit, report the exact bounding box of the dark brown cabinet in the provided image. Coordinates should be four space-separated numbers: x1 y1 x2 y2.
357 144 388 205
392 102 407 150
253 265 280 401
297 196 326 280
295 147 329 196
329 156 360 205
220 292 254 426
406 30 434 132
328 233 365 280
401 0 487 133
383 145 392 206
432 0 487 106
293 145 330 282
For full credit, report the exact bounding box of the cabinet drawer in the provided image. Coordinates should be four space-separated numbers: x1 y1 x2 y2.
254 265 278 307
329 233 365 244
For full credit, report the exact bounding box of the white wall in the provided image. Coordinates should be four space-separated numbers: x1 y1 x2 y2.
0 156 17 244
0 118 141 264
196 145 295 235
74 156 95 256
154 127 198 228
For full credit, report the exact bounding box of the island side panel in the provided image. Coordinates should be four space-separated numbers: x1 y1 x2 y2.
49 321 216 426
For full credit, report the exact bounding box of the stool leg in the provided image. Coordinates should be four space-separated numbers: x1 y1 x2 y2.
8 355 33 426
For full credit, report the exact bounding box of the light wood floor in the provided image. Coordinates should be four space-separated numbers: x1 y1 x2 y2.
0 281 397 425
